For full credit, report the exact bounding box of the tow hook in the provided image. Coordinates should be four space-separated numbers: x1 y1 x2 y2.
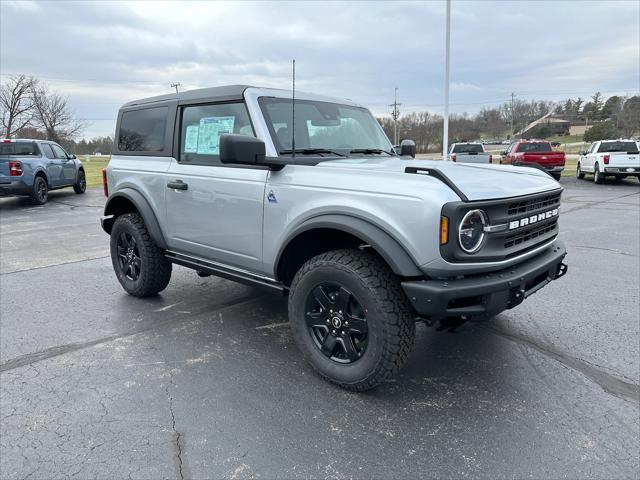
555 262 568 280
509 288 526 308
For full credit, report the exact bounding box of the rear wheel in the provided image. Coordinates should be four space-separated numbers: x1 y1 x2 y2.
551 172 561 181
594 163 605 184
110 213 172 297
288 249 415 391
29 176 48 205
576 163 585 179
73 170 86 194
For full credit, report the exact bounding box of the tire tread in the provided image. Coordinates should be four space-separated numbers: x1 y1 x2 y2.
289 249 415 391
111 213 172 297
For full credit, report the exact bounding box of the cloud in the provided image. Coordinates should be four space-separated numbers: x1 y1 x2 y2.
1 0 638 138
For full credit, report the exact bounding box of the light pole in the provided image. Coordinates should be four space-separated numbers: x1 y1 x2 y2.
442 0 451 160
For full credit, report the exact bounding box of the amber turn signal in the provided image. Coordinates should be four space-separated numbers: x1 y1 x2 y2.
440 216 449 245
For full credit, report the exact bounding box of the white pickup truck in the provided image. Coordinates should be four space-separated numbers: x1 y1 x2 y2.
577 139 640 184
448 142 493 164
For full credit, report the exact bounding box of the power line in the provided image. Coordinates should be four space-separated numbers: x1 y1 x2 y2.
388 87 401 145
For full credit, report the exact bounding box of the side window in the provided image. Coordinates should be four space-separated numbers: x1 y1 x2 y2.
179 103 254 165
51 144 67 159
41 144 55 159
118 106 168 152
587 143 596 154
507 143 516 154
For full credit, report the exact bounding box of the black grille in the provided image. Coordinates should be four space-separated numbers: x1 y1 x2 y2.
507 192 561 216
504 218 558 249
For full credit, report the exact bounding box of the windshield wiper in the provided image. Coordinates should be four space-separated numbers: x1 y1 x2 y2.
349 148 395 156
279 148 346 157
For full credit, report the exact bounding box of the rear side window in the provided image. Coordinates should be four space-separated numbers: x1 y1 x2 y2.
41 144 55 159
0 141 40 156
118 106 168 152
179 103 254 165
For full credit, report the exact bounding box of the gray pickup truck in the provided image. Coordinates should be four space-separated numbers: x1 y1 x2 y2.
101 85 567 391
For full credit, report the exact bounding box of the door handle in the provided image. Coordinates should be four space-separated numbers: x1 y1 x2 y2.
167 180 188 191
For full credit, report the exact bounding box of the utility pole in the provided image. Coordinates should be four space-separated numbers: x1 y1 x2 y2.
510 92 516 136
442 0 451 160
170 82 181 94
389 87 401 146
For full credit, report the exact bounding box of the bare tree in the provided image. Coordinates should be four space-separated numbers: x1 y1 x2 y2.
0 75 38 138
32 85 85 142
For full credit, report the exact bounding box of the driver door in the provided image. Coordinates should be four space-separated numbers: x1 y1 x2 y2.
164 102 268 274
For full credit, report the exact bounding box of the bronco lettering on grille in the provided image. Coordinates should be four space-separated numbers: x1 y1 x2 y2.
508 208 558 230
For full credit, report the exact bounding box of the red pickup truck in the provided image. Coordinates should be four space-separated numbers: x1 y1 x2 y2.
500 140 565 180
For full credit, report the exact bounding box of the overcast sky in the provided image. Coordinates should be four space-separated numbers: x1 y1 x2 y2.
1 0 639 138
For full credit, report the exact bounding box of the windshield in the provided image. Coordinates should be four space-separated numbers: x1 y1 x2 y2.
598 141 639 154
517 142 552 153
259 98 392 155
452 144 483 153
0 141 40 156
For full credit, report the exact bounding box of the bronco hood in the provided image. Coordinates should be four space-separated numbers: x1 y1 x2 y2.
319 157 561 201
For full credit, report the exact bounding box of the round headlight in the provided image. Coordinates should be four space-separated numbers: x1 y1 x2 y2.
458 209 488 253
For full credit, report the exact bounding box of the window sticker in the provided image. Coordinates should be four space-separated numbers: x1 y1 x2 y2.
197 116 235 155
184 125 199 153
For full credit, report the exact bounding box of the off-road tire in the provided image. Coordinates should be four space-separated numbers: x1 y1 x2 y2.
576 163 585 179
73 169 86 194
288 249 415 391
29 175 48 205
594 163 604 184
110 213 172 297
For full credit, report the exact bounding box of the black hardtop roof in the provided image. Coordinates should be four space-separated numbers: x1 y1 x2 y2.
121 84 253 108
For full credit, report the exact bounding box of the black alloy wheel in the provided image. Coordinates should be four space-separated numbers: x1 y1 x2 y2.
116 232 141 281
305 283 368 363
29 176 48 205
74 170 86 193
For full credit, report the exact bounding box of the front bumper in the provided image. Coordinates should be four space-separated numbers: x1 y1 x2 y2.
0 179 30 196
402 240 567 320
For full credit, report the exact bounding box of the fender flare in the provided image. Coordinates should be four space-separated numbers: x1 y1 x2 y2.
102 188 167 249
275 214 423 278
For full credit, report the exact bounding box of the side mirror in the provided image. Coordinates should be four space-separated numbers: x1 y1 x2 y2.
578 151 586 156
501 150 507 156
68 153 77 159
399 139 416 158
219 134 265 165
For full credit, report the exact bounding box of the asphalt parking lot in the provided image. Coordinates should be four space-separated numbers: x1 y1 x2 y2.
1 178 639 479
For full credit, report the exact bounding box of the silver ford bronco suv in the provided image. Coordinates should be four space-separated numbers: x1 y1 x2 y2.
102 85 567 391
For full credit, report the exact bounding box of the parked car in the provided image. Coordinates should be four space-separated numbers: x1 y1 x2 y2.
577 139 640 183
0 139 86 204
448 142 493 163
101 85 567 391
500 140 565 180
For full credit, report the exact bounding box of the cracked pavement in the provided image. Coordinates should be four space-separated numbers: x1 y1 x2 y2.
1 180 639 479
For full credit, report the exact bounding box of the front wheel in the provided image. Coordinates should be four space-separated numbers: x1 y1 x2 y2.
110 213 172 297
73 170 86 194
576 163 585 179
288 249 415 391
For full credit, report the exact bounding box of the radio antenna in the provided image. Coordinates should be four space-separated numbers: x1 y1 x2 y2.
291 59 296 159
